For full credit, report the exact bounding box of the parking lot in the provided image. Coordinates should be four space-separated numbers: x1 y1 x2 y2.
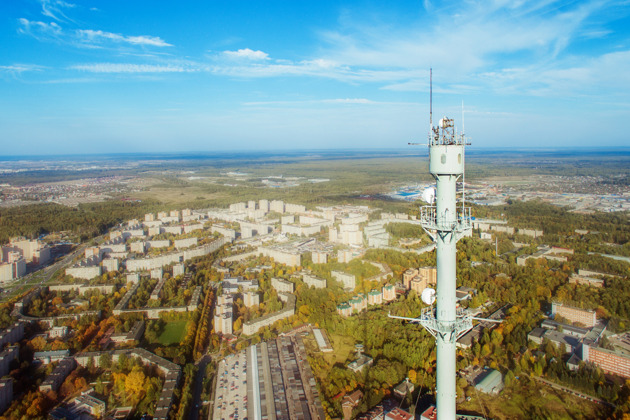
213 350 249 420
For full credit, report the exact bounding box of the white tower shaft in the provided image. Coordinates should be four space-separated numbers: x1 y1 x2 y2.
419 119 472 420
435 177 459 420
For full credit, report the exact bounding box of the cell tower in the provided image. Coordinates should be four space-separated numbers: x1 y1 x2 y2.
391 69 474 419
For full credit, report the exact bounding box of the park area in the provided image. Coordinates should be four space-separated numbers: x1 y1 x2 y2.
157 320 188 345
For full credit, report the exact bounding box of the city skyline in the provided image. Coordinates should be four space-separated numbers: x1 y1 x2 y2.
1 0 629 155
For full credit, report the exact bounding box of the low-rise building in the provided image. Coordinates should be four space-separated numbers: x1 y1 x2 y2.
581 344 630 378
342 390 363 420
242 294 296 335
48 326 69 339
569 272 604 288
39 357 76 392
367 289 382 305
349 294 367 313
475 369 504 394
222 277 258 294
403 268 418 289
382 284 396 302
519 228 543 238
111 321 145 343
386 407 413 420
337 302 352 317
34 350 71 364
517 246 574 266
72 393 107 416
552 302 597 328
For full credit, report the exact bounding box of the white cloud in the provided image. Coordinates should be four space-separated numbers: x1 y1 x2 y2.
308 0 615 89
18 18 172 50
15 0 629 106
323 98 375 104
0 64 44 73
70 63 194 73
243 98 384 106
222 48 270 60
76 29 172 47
40 0 75 22
18 18 62 39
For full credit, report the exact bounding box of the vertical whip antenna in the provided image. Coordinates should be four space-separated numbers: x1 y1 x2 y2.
462 100 465 213
461 100 465 135
429 68 433 136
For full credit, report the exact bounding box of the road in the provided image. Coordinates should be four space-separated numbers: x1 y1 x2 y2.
2 241 88 303
531 375 615 409
190 354 212 420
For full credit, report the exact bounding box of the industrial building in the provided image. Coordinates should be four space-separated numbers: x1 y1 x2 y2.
213 335 325 420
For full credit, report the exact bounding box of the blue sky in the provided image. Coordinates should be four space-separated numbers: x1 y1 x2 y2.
1 0 629 155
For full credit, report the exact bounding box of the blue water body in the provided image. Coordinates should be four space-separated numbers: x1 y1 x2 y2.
397 191 420 197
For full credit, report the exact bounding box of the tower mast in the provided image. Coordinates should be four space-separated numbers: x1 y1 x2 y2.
391 71 473 419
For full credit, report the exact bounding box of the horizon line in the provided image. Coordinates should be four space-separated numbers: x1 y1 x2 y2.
1 146 630 160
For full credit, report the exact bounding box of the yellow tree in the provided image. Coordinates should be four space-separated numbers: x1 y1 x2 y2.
125 367 146 399
408 369 417 384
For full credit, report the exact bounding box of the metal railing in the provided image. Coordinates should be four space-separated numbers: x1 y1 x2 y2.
420 206 472 232
418 307 473 341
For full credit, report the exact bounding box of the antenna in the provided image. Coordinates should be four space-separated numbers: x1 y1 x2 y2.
429 68 433 134
461 100 465 135
462 100 465 214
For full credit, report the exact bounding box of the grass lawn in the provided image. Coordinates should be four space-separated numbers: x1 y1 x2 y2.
325 333 355 365
459 380 612 419
158 320 188 345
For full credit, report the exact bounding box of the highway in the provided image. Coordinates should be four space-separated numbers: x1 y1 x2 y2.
2 240 90 303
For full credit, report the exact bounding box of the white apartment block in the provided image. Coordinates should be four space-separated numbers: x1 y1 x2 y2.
332 271 356 291
230 202 247 212
127 273 140 283
303 274 327 289
281 215 295 224
258 246 302 267
183 223 204 234
0 259 26 282
130 241 146 253
147 240 170 249
337 248 365 263
271 278 294 293
243 291 260 307
101 258 119 272
270 200 285 213
311 251 328 264
151 268 163 280
285 203 306 214
162 226 183 235
174 238 198 249
172 264 185 277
